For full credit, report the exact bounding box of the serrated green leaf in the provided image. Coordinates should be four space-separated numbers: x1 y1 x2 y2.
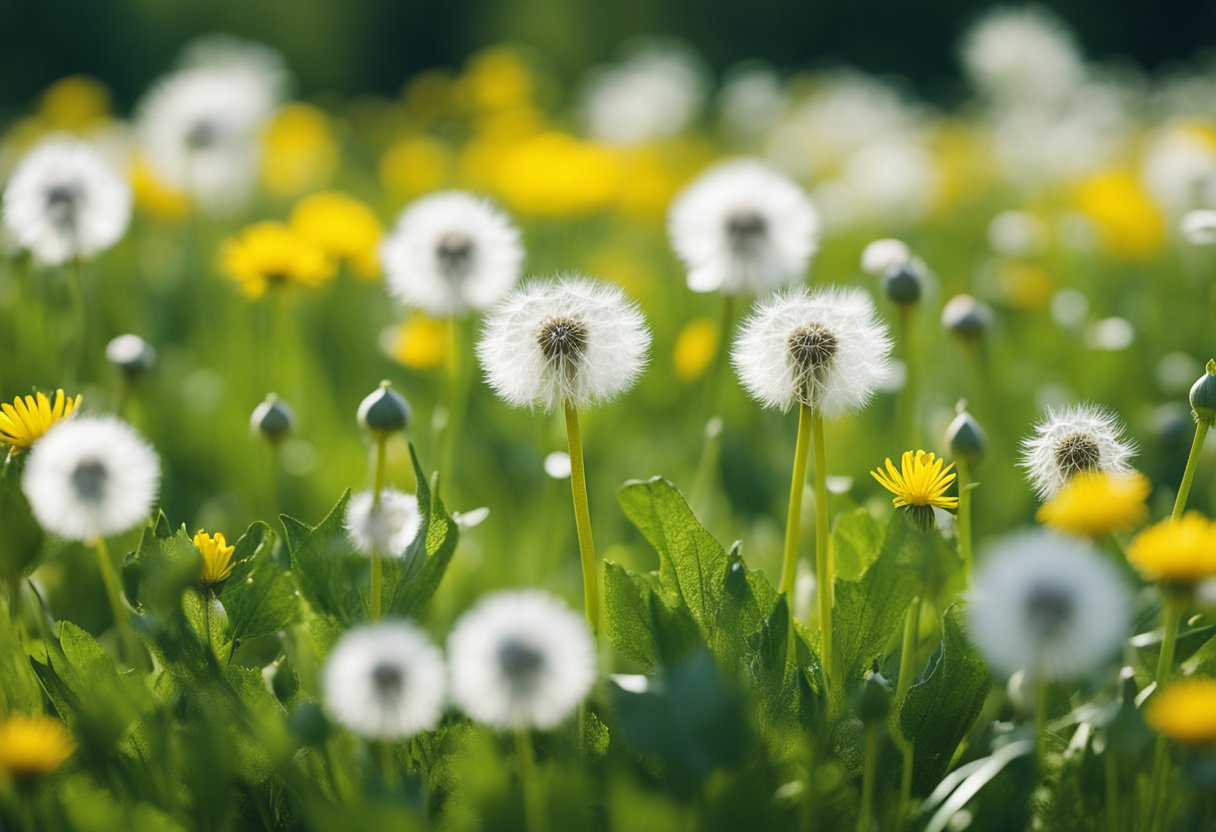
603 560 701 666
832 508 883 582
284 490 365 626
219 522 299 643
384 446 459 618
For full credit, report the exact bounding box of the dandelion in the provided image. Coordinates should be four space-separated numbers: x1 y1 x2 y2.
344 489 422 559
322 622 446 741
261 104 339 197
380 191 523 318
0 389 81 455
1037 470 1150 538
1146 679 1216 747
941 295 994 344
1174 359 1216 518
382 314 448 371
946 402 987 581
0 715 74 784
105 334 156 382
668 159 819 295
871 450 958 530
860 238 912 277
580 41 707 146
1020 404 1136 500
1127 514 1216 588
220 221 335 299
673 318 719 382
290 191 383 280
960 5 1084 105
195 530 236 588
250 393 294 445
2 140 131 266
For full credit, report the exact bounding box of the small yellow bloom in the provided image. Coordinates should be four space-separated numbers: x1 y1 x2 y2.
673 319 719 382
1037 470 1150 538
261 103 339 197
383 314 447 371
220 221 336 299
381 136 452 199
0 390 82 453
871 450 959 511
194 530 236 588
40 75 110 130
0 714 74 781
1075 170 1166 261
290 192 384 280
460 47 535 113
1146 678 1216 746
492 132 622 216
1126 513 1216 585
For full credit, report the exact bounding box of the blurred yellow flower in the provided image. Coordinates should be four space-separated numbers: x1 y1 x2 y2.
674 318 719 382
261 103 339 197
872 450 959 511
460 47 534 113
381 136 451 199
616 146 685 221
40 75 110 130
1146 679 1216 746
494 132 621 216
1127 513 1216 585
0 714 74 781
384 314 448 371
290 192 383 280
130 156 189 220
996 262 1055 310
220 221 336 299
1075 171 1165 261
194 530 236 587
1037 470 1150 537
0 389 81 453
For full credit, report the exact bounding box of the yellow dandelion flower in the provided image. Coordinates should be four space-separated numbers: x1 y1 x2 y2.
220 221 336 299
1036 470 1150 538
129 156 189 221
290 192 384 280
40 75 110 130
260 103 339 197
492 132 622 216
460 46 534 113
381 136 452 199
872 450 958 529
383 314 448 371
1126 513 1216 585
0 714 74 781
194 530 236 588
1075 170 1165 261
1146 678 1216 746
0 390 82 453
673 318 719 382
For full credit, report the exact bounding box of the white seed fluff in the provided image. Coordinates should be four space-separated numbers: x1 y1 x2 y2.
477 275 651 412
2 140 132 266
322 622 446 741
668 159 819 295
860 238 912 277
1181 209 1216 246
960 6 1085 105
380 191 524 317
344 489 422 558
22 416 160 541
731 285 892 417
1019 403 1137 499
968 530 1128 682
447 590 596 731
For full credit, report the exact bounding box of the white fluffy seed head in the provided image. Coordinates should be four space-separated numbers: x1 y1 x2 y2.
344 489 422 558
1019 403 1137 499
447 590 596 731
731 285 892 417
477 275 651 412
960 5 1085 105
1181 209 1216 245
968 530 1128 682
860 238 912 277
668 159 819 295
2 140 132 266
322 621 446 741
21 416 160 541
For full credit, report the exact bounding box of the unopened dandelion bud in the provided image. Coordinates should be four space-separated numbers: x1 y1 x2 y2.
857 666 891 723
251 394 294 444
357 380 410 435
1190 359 1216 426
105 334 156 381
881 263 923 307
941 294 993 343
946 404 987 468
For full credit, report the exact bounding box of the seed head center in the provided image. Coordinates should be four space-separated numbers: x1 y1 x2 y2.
1055 433 1101 477
537 316 589 364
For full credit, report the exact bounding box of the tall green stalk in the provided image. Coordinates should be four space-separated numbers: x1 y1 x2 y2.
66 258 86 384
1146 591 1184 831
94 536 138 664
369 434 388 622
895 595 922 819
689 294 736 513
515 730 547 832
956 460 975 583
437 315 469 498
857 721 879 832
1172 421 1209 520
779 402 813 599
897 306 918 448
812 410 832 676
564 401 599 633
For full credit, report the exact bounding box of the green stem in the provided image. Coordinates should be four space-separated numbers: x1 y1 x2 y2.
780 403 813 599
703 293 736 419
437 316 467 498
812 410 832 678
897 305 919 448
515 730 547 832
895 595 921 821
857 721 878 832
957 459 974 584
689 295 737 515
564 401 599 634
369 434 388 622
1146 592 1184 831
377 741 395 788
688 417 724 516
94 536 138 665
1172 420 1209 520
1105 744 1121 832
67 258 86 384
6 580 24 641
1035 676 1049 775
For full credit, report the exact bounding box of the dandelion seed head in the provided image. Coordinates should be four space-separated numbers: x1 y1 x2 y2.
344 489 422 558
1020 403 1136 499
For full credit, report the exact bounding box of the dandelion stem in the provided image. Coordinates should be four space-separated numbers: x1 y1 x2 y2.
1172 420 1209 520
703 293 736 419
895 595 921 819
515 730 547 832
369 434 388 622
857 720 878 832
813 409 832 676
1035 676 1050 775
437 315 468 498
1105 746 1121 832
1146 591 1184 831
564 401 600 634
897 305 919 448
690 295 736 515
94 536 138 665
780 403 812 599
957 460 975 583
66 258 86 384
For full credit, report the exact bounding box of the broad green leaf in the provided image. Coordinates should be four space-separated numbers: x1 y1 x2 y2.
384 446 459 618
219 521 300 643
0 472 44 581
832 508 883 582
603 560 700 666
283 490 365 626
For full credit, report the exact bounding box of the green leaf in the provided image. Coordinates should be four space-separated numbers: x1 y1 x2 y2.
384 446 459 618
832 508 883 582
218 521 299 643
899 604 993 793
603 560 700 666
283 490 365 626
0 470 45 581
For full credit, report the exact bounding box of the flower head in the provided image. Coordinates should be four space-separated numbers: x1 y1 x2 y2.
731 285 892 417
290 191 382 279
1146 679 1216 746
668 159 819 295
1036 470 1150 538
0 390 81 453
21 416 160 541
381 191 523 317
2 140 131 266
0 715 74 782
1020 403 1137 499
220 221 335 299
860 238 912 277
477 276 651 412
968 530 1128 681
194 530 236 587
448 590 596 731
872 450 957 529
344 489 422 558
322 622 446 741
1126 514 1216 586
960 5 1084 105
250 393 294 444
105 334 156 380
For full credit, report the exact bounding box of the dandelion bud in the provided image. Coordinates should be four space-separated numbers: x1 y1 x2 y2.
941 294 993 343
881 263 923 307
251 394 294 444
946 403 987 468
105 333 156 381
1190 359 1216 426
856 666 891 723
357 380 410 435
860 238 911 277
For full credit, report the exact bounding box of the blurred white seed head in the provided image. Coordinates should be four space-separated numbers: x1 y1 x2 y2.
344 489 422 558
447 590 596 731
668 159 819 295
860 238 912 277
968 530 1128 681
381 191 524 317
731 285 892 417
988 210 1049 257
2 140 132 266
322 622 446 741
960 5 1085 105
1020 403 1137 499
1181 209 1216 245
22 416 160 541
581 40 707 146
106 333 156 379
477 276 651 412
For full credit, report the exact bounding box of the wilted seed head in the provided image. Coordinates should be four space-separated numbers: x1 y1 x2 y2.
358 381 411 435
946 402 987 468
436 231 475 276
941 294 993 343
251 393 294 444
1190 359 1216 426
536 315 589 372
499 637 545 691
45 183 81 231
881 263 923 306
106 334 156 381
725 208 768 251
1055 432 1102 478
787 323 838 404
1025 582 1074 638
